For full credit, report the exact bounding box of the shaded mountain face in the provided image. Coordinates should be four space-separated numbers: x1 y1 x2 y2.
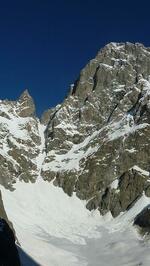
1 42 150 218
0 218 21 266
134 205 150 232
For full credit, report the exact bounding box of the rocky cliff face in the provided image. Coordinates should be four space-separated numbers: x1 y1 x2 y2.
0 90 45 188
1 42 150 218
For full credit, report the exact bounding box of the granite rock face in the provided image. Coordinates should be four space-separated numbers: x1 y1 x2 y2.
1 42 150 218
41 42 150 217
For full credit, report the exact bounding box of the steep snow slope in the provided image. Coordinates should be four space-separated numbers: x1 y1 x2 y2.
1 179 150 266
0 179 101 266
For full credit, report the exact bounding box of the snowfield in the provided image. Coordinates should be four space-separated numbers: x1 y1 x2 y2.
1 179 150 266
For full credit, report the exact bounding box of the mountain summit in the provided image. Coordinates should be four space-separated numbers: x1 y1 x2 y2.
0 42 150 265
18 89 36 117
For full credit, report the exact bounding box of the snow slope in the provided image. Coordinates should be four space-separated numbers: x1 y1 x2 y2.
0 179 101 266
1 179 150 266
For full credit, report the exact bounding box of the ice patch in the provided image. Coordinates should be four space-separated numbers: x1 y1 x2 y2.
132 165 149 177
110 179 119 189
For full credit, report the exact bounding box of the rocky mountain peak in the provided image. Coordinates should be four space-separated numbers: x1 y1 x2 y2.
39 42 150 216
19 89 31 100
0 42 150 219
18 89 35 117
71 42 150 100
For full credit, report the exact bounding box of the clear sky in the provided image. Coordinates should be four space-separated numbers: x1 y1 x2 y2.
0 0 150 116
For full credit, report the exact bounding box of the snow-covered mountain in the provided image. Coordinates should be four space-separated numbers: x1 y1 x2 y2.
1 42 150 265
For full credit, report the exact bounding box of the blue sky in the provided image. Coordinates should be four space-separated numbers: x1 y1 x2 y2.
0 0 150 116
